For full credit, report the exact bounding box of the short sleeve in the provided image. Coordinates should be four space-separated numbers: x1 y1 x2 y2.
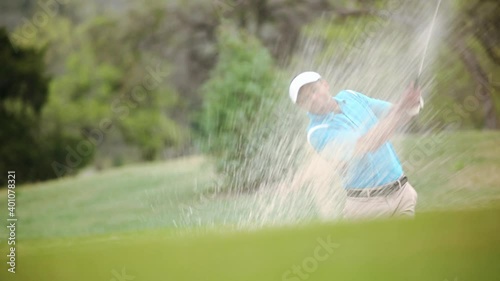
308 125 361 162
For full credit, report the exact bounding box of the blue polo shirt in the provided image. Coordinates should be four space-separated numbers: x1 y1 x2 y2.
307 90 403 189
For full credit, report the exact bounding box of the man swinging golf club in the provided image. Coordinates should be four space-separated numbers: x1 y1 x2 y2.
289 71 423 219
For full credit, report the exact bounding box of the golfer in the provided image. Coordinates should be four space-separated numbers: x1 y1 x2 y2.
289 71 422 220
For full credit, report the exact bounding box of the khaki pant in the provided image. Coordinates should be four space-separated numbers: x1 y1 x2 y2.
342 182 418 220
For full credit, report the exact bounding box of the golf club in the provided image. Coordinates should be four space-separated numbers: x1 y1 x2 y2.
416 0 443 86
409 0 442 115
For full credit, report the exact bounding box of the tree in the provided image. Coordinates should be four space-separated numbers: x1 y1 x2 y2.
0 27 86 184
447 0 500 129
198 24 281 190
13 14 189 167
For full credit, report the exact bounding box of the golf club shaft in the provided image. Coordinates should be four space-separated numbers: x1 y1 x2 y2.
416 0 442 87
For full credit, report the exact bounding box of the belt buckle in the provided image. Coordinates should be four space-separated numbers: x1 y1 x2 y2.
397 176 407 189
365 189 371 198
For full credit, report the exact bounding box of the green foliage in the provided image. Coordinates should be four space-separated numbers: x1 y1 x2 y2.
198 24 279 189
0 29 49 114
44 44 121 128
120 98 185 161
417 43 482 130
0 27 90 184
30 15 187 165
3 0 499 185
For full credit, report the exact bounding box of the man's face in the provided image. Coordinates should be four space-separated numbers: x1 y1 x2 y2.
296 79 332 114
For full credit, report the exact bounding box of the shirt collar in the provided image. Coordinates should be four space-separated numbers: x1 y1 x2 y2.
307 96 344 121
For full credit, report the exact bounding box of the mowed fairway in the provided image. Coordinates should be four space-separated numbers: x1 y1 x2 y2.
2 208 500 281
1 131 500 280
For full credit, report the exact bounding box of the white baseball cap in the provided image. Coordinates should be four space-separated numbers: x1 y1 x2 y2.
289 71 322 103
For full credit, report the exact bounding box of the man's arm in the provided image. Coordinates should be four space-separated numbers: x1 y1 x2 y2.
354 83 421 155
308 124 361 162
346 89 392 118
363 95 393 118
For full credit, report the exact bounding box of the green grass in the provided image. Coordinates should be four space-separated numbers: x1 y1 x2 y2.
0 131 499 280
0 156 217 239
397 130 500 209
1 131 500 241
1 207 500 281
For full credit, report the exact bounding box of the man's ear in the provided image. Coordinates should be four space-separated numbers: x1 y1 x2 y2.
296 85 308 104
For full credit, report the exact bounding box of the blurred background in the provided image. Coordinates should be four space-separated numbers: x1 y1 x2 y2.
0 0 498 185
1 1 500 280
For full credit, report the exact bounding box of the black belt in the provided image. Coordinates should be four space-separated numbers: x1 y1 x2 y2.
346 176 408 198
